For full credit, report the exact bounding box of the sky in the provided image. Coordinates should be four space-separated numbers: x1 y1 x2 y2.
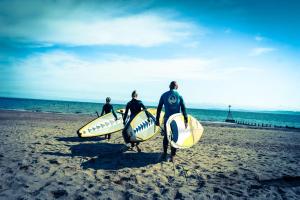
0 0 300 111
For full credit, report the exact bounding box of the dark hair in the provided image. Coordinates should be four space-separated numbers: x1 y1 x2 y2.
169 81 178 90
132 90 138 98
106 97 111 103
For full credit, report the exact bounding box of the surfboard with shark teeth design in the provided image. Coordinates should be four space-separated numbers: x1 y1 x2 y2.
125 108 164 142
77 109 127 138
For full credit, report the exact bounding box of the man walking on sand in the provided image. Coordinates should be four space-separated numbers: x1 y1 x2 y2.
100 97 118 141
156 81 188 162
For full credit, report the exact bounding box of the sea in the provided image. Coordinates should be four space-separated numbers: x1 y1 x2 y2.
1 97 300 128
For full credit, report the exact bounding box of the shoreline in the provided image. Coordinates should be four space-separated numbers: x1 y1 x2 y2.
1 109 299 132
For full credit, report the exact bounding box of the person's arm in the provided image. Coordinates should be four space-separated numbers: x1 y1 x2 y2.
156 96 163 126
141 102 151 121
111 106 118 120
123 103 129 124
180 96 188 126
100 105 105 116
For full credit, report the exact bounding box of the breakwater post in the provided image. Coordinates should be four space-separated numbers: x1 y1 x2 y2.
225 105 235 123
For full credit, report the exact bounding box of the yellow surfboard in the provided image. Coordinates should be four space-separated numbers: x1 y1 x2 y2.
166 113 203 148
124 108 164 142
77 109 125 138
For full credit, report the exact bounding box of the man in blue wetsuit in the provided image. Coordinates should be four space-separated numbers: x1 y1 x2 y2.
100 97 118 140
123 90 150 152
156 81 188 162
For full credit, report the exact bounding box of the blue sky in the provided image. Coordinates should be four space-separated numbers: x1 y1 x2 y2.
0 0 300 111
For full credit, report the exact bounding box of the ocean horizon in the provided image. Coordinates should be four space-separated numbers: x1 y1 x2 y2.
1 97 300 129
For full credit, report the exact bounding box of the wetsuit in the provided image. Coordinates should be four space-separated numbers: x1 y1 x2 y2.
101 103 118 139
156 89 187 156
122 99 150 144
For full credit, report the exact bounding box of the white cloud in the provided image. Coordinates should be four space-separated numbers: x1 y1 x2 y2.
249 47 276 56
8 50 261 102
4 50 300 110
0 1 200 47
17 51 252 85
44 15 195 47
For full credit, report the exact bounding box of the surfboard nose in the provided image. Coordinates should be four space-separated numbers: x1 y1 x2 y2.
77 130 82 138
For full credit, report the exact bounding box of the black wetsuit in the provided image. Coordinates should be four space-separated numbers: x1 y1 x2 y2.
101 103 117 139
122 99 150 144
101 104 117 118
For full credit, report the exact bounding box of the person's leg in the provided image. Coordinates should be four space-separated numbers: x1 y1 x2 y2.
163 120 168 154
171 147 177 157
123 115 134 144
108 134 111 140
163 134 168 154
135 142 141 152
122 123 131 143
161 121 168 160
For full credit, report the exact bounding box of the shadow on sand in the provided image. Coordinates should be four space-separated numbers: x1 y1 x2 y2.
43 141 160 170
259 176 300 187
81 151 161 170
55 136 106 143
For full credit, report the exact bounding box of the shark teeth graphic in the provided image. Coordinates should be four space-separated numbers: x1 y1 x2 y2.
88 119 122 133
133 118 154 134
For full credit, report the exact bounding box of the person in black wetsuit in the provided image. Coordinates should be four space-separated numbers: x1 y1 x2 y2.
100 97 118 141
122 90 150 152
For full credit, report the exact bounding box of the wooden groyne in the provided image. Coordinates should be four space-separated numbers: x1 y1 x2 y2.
234 120 299 130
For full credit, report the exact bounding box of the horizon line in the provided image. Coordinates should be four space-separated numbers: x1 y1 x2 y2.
1 96 300 113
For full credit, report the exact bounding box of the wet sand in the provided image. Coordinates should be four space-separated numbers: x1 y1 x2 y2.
0 110 300 199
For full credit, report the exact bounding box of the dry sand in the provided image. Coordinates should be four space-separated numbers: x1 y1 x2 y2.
0 110 300 199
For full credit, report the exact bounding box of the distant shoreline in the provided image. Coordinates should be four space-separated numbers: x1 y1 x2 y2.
1 109 299 132
1 97 300 129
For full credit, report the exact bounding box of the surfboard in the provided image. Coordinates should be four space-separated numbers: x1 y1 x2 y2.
116 109 125 115
166 113 203 148
124 108 164 142
77 109 125 138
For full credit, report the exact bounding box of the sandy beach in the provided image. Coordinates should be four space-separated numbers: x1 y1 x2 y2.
0 110 299 199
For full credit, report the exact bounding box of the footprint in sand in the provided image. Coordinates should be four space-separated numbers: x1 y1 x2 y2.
229 190 243 197
74 195 85 200
48 159 60 165
213 187 226 195
40 166 50 174
19 164 29 170
160 187 170 195
216 172 227 179
51 189 68 199
174 190 184 199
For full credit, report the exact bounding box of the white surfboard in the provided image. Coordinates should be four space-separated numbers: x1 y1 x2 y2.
77 109 125 138
166 113 203 148
124 108 164 142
